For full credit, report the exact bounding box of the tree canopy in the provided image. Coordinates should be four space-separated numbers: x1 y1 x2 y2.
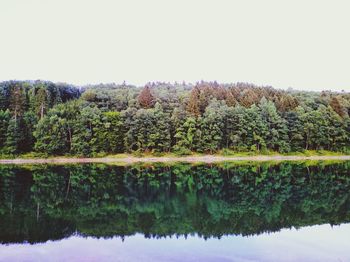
0 80 349 156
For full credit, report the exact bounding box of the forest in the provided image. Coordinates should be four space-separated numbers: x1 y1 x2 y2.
0 80 349 156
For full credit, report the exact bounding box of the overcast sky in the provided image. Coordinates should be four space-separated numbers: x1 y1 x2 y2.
0 0 349 91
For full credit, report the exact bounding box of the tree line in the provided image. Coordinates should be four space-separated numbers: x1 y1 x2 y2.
0 80 349 156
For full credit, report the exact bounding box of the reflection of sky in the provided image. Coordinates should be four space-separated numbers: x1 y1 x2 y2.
1 224 349 262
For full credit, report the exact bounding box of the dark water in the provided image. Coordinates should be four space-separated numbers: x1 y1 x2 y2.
0 162 350 261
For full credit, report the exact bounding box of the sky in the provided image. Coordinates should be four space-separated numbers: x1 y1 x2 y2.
0 0 349 91
1 225 350 261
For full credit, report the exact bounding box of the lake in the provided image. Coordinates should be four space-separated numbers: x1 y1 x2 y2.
0 161 349 262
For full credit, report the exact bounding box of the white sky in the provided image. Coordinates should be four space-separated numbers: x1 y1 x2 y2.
0 0 349 91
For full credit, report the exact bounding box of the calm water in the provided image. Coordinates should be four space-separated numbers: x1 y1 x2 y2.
0 162 350 261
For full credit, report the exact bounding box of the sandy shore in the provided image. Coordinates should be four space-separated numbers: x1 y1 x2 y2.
0 155 350 164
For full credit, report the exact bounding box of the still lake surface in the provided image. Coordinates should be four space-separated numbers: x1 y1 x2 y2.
0 161 349 262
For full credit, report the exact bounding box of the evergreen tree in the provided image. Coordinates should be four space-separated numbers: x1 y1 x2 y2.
34 102 81 155
199 100 226 153
187 87 200 116
5 117 25 154
174 117 201 152
34 87 49 119
245 105 268 152
9 85 26 120
22 111 38 152
0 79 349 155
285 107 305 151
138 86 155 109
259 98 290 152
94 111 125 154
330 96 347 118
0 110 10 150
225 106 248 150
125 104 171 152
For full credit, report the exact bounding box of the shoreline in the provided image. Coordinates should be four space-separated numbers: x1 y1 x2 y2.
1 155 350 164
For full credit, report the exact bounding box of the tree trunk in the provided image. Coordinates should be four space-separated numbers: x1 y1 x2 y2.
40 103 44 119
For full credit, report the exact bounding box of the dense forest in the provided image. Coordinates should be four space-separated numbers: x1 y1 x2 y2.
1 162 350 243
0 80 349 156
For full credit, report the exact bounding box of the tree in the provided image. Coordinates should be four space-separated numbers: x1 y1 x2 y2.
259 98 290 152
245 105 268 152
138 86 155 109
0 110 10 149
199 100 226 153
34 102 81 155
149 103 171 152
0 79 349 156
71 105 102 156
174 117 201 152
187 87 200 116
22 111 38 152
330 96 346 118
225 106 248 150
126 103 171 152
9 85 26 120
34 87 48 119
4 117 25 154
94 111 125 154
301 106 329 150
285 107 305 151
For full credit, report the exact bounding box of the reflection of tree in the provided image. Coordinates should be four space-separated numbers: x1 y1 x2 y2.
0 162 350 244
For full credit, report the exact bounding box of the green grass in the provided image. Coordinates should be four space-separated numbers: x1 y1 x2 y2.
284 150 343 156
0 149 348 160
218 149 345 157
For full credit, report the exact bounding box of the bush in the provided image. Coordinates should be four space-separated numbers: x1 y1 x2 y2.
91 151 108 158
152 151 165 157
132 150 144 157
173 147 192 156
221 148 236 156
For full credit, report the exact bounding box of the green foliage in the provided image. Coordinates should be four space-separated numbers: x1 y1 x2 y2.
173 146 192 156
93 111 125 153
0 110 10 149
0 80 349 156
199 100 225 153
4 117 24 154
125 103 171 152
259 98 290 152
174 116 201 151
0 81 80 154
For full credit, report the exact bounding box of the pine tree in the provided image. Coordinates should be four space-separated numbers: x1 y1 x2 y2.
138 86 155 109
259 98 290 152
174 117 200 152
199 100 226 153
22 111 38 152
35 88 48 119
9 85 26 120
330 96 346 118
225 106 248 150
0 110 11 149
285 107 305 151
245 105 268 152
5 117 24 154
94 111 125 153
187 87 200 116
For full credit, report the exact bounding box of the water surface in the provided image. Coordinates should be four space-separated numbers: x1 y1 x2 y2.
0 162 349 261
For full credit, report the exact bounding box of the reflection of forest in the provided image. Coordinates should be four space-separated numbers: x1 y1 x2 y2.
0 162 350 244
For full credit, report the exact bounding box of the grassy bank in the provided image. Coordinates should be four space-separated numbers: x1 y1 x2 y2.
0 150 349 165
0 150 347 159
